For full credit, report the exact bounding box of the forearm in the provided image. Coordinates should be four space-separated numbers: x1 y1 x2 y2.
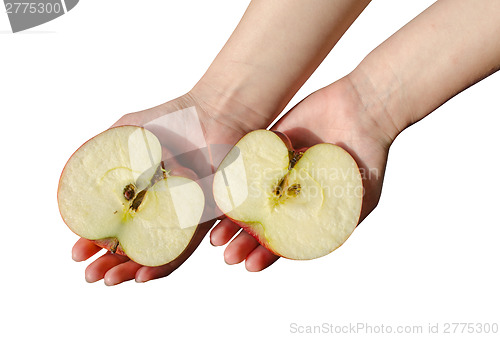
192 0 370 131
349 0 500 140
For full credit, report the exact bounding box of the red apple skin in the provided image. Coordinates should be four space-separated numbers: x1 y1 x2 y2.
214 131 304 258
229 218 284 257
272 131 294 150
57 126 148 258
226 215 360 260
215 130 362 260
91 238 126 256
58 125 204 260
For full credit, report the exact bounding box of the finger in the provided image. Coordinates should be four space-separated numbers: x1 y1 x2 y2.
103 260 143 286
135 265 176 283
72 238 102 262
85 252 129 283
224 230 260 265
210 218 241 246
245 245 280 272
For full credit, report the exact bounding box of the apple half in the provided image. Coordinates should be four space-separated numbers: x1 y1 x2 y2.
58 126 205 267
213 130 363 260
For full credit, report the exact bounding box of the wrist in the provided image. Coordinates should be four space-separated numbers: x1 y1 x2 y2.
347 59 410 143
190 67 285 134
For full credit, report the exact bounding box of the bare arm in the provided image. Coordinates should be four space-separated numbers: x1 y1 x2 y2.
75 0 372 284
349 0 500 140
193 0 371 133
211 0 500 270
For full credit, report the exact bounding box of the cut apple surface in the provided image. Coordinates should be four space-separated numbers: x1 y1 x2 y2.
213 130 363 260
58 126 205 267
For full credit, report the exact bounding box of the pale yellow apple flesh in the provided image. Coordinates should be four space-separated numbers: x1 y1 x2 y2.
58 126 205 267
213 130 363 260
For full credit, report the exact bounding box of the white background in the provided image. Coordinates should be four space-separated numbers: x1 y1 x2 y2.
1 1 499 336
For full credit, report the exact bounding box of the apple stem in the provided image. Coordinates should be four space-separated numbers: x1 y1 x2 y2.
288 151 303 170
110 240 119 254
151 162 168 186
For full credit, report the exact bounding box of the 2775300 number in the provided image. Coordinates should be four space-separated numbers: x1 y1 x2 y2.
443 322 498 334
5 2 62 14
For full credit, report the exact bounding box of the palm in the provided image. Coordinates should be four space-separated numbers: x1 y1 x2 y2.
274 82 391 220
211 79 392 270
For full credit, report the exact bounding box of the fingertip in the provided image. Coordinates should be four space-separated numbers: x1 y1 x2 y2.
72 238 101 262
72 239 84 262
83 252 130 284
223 248 238 265
102 269 125 286
245 246 280 272
245 258 262 272
85 267 101 283
223 231 260 265
245 260 264 272
72 249 88 262
135 264 176 283
210 219 241 246
103 273 117 286
72 250 83 262
210 227 225 247
134 268 148 283
106 260 142 286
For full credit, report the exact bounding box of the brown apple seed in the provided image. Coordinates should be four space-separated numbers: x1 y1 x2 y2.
123 184 136 201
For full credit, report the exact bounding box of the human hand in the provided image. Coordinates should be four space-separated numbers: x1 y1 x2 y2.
71 89 251 285
68 0 377 284
210 77 396 270
209 0 500 273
